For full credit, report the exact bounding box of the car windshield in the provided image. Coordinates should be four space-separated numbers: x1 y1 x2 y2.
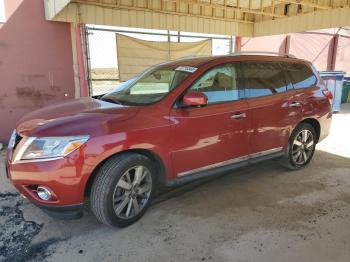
101 67 192 105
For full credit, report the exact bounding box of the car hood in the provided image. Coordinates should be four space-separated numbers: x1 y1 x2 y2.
17 97 139 137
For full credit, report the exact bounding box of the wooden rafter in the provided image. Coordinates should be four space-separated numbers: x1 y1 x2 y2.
72 0 255 23
276 0 330 10
164 0 286 17
72 0 334 25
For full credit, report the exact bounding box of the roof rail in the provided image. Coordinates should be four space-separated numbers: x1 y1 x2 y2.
230 51 296 59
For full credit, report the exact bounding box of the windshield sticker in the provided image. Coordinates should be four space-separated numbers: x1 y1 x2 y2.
175 66 198 73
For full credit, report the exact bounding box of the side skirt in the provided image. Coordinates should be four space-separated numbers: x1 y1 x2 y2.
166 150 284 187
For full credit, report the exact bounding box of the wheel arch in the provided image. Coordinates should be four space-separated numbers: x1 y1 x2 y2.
298 118 321 143
84 149 168 197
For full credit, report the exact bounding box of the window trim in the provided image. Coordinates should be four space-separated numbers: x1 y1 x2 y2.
174 61 244 108
279 62 294 91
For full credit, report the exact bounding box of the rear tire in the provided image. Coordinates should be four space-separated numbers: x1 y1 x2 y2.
90 153 156 227
280 123 317 170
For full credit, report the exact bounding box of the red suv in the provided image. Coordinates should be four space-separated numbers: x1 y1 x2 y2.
6 53 332 227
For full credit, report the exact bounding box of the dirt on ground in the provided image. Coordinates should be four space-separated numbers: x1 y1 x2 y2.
0 104 350 262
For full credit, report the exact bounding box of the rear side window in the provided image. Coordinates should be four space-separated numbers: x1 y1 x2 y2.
188 63 243 104
283 63 317 89
242 62 288 98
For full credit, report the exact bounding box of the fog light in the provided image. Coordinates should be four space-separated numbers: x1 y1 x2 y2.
37 186 52 201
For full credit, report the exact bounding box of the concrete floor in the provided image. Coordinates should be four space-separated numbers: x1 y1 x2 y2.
1 104 350 262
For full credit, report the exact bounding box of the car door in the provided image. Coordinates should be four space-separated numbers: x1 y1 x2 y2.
169 63 249 177
242 61 303 156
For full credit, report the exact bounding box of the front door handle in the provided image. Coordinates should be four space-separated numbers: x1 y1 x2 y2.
289 101 302 108
231 112 247 120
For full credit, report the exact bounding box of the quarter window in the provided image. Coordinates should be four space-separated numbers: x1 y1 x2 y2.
283 63 317 89
242 62 288 98
188 64 241 104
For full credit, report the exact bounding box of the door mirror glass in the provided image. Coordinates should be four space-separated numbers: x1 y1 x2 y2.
183 91 208 107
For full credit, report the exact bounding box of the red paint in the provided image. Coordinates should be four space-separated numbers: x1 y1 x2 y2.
322 89 333 101
7 55 332 209
183 91 208 106
0 0 75 142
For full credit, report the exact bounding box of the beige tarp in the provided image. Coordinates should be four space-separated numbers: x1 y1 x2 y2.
116 34 212 81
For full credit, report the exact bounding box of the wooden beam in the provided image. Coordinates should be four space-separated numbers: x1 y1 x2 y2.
164 0 286 18
271 0 275 16
72 0 254 23
275 0 330 10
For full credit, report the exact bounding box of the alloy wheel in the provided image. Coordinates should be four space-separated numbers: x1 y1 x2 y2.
292 129 314 165
112 166 152 219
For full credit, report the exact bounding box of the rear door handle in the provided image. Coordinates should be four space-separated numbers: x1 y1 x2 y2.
231 112 247 120
289 101 302 108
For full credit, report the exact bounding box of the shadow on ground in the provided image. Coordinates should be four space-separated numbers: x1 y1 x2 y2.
1 148 350 261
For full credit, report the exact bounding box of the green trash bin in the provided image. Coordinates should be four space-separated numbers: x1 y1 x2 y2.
342 81 350 104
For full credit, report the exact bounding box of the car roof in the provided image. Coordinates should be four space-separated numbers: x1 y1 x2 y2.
157 56 219 68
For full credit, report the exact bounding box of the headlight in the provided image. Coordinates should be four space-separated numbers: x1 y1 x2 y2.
13 136 89 163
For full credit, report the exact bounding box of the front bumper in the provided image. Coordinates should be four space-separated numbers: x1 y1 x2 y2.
35 202 84 220
6 146 89 213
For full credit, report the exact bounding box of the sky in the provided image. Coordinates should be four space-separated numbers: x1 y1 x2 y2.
87 25 234 69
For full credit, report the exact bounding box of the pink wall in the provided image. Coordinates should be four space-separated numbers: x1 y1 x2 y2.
0 0 75 142
289 33 331 71
241 32 350 74
242 35 287 53
336 35 350 74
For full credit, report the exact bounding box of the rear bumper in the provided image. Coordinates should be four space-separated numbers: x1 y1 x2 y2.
318 112 332 142
35 202 84 220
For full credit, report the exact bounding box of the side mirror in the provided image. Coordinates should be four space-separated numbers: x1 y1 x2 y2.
183 91 208 107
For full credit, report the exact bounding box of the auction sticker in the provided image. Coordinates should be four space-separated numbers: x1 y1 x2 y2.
175 66 198 73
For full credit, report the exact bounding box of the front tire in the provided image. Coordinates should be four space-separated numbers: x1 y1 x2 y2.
90 153 155 227
281 123 317 170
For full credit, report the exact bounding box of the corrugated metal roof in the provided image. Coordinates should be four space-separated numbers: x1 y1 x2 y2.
45 0 350 37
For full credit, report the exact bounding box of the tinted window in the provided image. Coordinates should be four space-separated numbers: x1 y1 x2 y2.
188 64 242 104
242 62 288 98
283 63 317 89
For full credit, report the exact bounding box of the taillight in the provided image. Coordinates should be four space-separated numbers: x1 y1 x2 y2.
322 90 333 101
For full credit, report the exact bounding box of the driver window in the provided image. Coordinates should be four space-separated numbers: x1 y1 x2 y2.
189 64 240 104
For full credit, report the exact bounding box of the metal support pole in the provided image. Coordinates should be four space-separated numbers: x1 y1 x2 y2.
82 25 93 96
235 36 242 52
167 30 171 60
327 34 339 71
229 36 234 53
167 30 171 42
285 35 291 54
